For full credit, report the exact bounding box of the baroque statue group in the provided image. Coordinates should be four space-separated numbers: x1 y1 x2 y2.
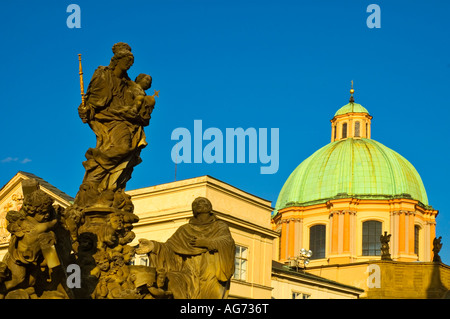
0 43 236 299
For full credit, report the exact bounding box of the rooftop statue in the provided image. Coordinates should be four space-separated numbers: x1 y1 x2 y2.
380 231 392 261
433 236 443 263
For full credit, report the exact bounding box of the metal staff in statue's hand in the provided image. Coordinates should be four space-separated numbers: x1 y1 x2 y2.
77 53 91 123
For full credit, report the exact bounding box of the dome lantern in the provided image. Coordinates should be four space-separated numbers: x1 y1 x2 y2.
330 82 373 142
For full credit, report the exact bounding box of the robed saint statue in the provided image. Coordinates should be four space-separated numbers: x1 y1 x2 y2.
136 197 236 299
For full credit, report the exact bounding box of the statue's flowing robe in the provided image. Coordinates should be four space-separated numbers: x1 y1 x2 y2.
78 66 147 192
149 216 235 299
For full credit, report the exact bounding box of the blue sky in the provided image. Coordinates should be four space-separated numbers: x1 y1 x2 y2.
1 0 449 263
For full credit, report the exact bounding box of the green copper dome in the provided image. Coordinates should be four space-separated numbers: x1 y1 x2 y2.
335 102 369 116
275 138 429 213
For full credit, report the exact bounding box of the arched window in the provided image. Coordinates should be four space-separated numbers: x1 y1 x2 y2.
342 123 348 139
414 225 420 255
362 220 382 256
309 225 326 259
354 121 360 137
333 125 337 140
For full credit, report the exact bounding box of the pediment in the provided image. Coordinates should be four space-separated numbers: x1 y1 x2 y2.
0 171 74 244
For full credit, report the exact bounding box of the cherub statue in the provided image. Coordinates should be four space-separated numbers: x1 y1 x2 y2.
1 189 60 295
91 250 111 299
129 73 157 127
96 212 124 249
119 212 139 245
62 204 85 249
113 189 139 246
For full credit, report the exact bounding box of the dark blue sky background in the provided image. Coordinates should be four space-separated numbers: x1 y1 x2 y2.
1 0 449 263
